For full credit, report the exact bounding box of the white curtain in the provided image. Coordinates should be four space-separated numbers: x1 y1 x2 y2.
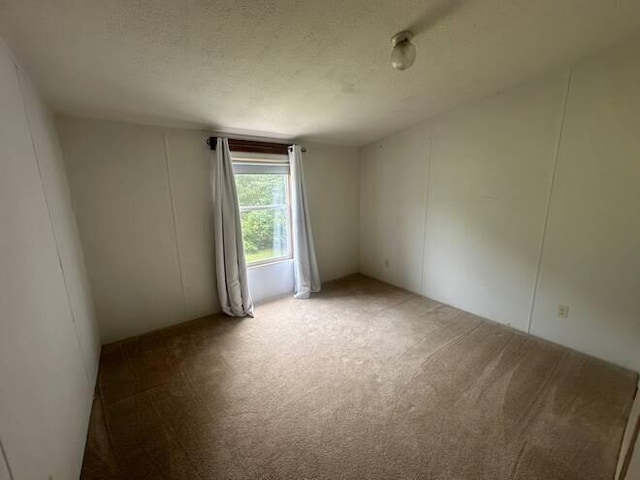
289 145 321 299
211 138 254 316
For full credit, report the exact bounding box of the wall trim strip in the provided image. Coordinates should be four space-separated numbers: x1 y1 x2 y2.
526 69 574 334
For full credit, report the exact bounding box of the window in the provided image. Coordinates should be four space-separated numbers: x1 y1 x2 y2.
233 154 292 266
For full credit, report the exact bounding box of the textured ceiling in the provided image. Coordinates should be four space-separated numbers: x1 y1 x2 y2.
1 0 640 146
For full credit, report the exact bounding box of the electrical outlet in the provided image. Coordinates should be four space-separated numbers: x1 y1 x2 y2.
557 305 569 319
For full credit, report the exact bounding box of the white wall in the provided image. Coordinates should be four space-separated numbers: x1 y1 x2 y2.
0 39 99 480
529 43 640 373
58 121 197 343
360 122 431 294
249 260 295 304
304 143 360 281
360 38 640 373
58 117 361 343
423 73 569 332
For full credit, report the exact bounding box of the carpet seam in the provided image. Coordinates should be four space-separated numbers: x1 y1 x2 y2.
171 344 253 478
146 390 206 480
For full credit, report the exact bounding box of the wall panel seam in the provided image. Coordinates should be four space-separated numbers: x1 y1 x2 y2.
162 132 188 321
419 123 435 295
0 434 14 480
357 147 364 274
355 148 362 274
526 69 574 334
14 63 94 387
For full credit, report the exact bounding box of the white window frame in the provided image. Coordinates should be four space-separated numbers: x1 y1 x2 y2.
232 153 293 268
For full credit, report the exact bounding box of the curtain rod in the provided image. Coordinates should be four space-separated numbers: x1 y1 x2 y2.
206 137 306 153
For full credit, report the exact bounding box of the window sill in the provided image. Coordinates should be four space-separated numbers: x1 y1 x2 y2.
247 256 293 270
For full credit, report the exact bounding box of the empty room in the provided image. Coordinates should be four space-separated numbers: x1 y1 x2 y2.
1 1 640 479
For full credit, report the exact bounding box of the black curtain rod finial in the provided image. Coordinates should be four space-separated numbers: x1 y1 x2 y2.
288 145 308 153
206 137 218 151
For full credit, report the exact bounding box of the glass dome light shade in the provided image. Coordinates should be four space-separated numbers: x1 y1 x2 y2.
391 31 416 71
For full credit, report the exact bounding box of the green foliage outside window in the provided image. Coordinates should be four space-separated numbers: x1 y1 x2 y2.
235 174 290 263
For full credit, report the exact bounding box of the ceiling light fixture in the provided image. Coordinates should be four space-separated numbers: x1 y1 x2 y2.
391 30 416 71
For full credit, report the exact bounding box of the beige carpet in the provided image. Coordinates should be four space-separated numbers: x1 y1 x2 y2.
81 274 638 479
